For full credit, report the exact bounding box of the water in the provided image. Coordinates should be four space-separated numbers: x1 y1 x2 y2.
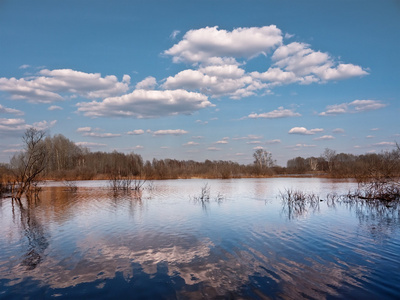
0 178 399 299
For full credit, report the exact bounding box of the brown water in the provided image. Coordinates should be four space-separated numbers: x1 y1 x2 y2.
0 178 399 299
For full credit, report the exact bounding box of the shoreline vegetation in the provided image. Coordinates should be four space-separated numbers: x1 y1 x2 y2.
0 128 399 202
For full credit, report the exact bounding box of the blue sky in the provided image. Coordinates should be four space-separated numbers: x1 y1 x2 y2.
0 0 399 166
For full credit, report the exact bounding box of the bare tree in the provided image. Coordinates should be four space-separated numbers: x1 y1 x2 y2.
322 148 337 173
253 149 275 174
11 128 47 200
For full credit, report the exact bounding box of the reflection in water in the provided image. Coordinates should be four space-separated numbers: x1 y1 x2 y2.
12 197 49 271
0 179 399 299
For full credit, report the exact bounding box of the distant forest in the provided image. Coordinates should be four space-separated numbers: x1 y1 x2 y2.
1 129 399 183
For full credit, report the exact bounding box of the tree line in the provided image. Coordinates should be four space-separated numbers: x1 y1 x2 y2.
286 147 400 179
0 128 399 199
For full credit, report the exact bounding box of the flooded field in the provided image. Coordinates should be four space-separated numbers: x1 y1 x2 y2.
1 178 399 299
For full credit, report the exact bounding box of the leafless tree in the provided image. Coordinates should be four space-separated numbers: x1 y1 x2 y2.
11 128 47 200
253 149 275 175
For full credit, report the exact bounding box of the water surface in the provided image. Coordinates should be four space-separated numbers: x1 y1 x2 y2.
1 178 399 299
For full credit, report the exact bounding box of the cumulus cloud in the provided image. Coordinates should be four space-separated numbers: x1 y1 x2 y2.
152 129 188 136
48 105 63 111
77 127 92 132
288 127 324 135
83 132 121 138
333 128 345 134
162 25 367 100
215 140 228 144
313 135 335 141
272 42 368 83
0 118 56 136
77 89 213 118
266 139 281 144
251 68 298 85
0 69 130 103
320 100 386 116
247 107 301 119
0 104 24 116
19 64 31 69
162 66 262 99
135 76 157 90
127 129 145 135
32 120 57 131
164 25 283 65
0 118 25 126
207 147 221 151
77 127 121 138
183 141 199 146
246 141 261 144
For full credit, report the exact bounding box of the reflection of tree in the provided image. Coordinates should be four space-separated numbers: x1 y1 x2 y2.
344 199 400 240
12 197 49 270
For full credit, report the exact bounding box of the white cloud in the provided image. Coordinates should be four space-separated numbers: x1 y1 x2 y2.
313 135 335 141
127 129 145 135
247 107 301 119
77 127 121 138
195 120 208 125
207 147 221 151
288 127 324 135
266 139 281 144
0 118 25 126
253 146 264 150
183 141 199 146
32 120 57 131
215 140 228 144
77 89 213 118
164 25 283 65
350 100 387 111
320 100 386 116
48 105 63 111
0 104 24 116
83 132 121 138
0 69 130 103
333 128 345 134
135 76 157 90
0 118 55 135
19 64 31 69
284 33 295 39
77 127 92 132
162 26 367 100
152 129 188 136
170 30 181 40
162 67 261 99
272 42 368 83
246 141 262 144
251 68 298 85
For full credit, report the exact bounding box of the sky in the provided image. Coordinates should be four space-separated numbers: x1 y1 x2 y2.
0 0 399 166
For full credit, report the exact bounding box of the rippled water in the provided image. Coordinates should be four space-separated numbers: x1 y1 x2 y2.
1 178 399 299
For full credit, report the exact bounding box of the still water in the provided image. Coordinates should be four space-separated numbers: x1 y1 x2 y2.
0 178 399 299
